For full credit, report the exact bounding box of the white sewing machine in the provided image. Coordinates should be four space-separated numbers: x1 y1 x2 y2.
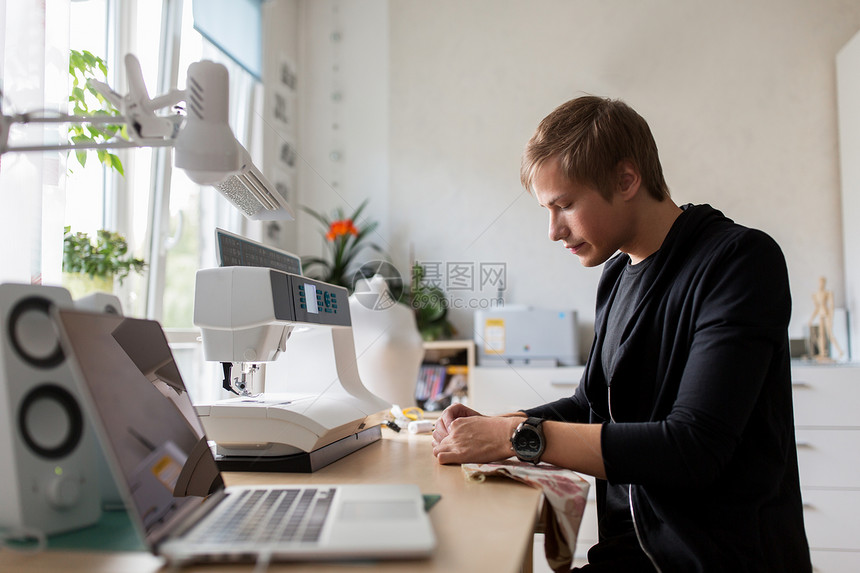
192 265 390 472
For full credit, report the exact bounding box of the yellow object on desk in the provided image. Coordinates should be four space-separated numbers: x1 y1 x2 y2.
401 406 424 421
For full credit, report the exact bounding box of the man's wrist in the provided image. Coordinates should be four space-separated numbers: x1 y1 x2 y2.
505 417 523 458
510 417 546 464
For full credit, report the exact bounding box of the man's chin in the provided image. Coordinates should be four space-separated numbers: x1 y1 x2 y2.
577 251 613 268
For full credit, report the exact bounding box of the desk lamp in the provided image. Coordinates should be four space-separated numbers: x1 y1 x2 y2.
0 53 293 222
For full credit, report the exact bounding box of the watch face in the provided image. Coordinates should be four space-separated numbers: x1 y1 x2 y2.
513 427 542 460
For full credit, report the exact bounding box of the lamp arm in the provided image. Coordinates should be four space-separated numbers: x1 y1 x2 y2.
4 112 127 126
4 139 173 154
148 89 186 113
86 78 124 110
0 111 181 154
88 77 185 120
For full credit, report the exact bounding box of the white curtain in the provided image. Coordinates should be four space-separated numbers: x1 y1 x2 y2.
0 0 70 285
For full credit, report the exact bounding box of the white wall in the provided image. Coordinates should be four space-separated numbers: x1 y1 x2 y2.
261 0 301 250
837 29 860 359
293 0 390 261
278 0 860 342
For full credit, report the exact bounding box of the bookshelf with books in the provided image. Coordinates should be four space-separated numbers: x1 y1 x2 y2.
416 340 475 410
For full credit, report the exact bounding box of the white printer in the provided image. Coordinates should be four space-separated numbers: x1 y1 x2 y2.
473 307 580 367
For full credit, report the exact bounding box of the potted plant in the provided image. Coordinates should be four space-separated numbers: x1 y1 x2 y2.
301 198 385 291
62 227 145 298
409 263 456 341
68 49 125 175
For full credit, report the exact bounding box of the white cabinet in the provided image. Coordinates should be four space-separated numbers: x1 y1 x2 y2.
791 363 860 572
470 366 584 415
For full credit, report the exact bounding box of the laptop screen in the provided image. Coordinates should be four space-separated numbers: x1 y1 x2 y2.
54 309 224 543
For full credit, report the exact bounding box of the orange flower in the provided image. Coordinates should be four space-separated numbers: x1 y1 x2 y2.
326 219 360 241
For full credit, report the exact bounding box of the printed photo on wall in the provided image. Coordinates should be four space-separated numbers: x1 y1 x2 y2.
271 54 297 130
273 167 294 207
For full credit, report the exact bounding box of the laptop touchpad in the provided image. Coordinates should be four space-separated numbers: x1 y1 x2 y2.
339 501 418 520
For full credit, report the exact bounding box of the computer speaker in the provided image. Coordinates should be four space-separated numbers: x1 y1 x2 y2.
74 291 123 316
0 283 101 537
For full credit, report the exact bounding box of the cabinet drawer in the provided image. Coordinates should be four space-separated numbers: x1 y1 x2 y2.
471 367 584 415
802 489 860 550
791 365 860 427
795 429 860 488
809 549 860 573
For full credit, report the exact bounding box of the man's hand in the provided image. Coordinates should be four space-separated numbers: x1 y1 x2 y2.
431 404 520 465
432 403 480 443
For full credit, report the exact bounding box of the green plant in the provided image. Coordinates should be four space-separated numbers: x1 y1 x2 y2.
301 199 384 290
68 49 125 175
409 263 456 341
62 227 145 284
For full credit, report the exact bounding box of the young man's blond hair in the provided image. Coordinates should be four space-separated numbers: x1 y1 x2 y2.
521 96 670 202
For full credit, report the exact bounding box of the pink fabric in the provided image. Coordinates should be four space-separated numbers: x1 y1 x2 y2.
462 460 590 572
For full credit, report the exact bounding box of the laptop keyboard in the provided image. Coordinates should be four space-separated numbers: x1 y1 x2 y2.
189 488 336 545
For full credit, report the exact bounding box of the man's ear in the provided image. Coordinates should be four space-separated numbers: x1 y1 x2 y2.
616 160 642 201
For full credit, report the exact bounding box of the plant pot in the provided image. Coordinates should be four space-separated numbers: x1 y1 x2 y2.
62 272 115 300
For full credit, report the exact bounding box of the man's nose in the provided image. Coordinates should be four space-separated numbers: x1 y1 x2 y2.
548 213 567 242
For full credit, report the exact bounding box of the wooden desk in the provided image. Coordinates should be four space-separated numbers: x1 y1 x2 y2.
0 427 543 573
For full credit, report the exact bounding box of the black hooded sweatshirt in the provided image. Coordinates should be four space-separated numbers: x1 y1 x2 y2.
524 204 811 572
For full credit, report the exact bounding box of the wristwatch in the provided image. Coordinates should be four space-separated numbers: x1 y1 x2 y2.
510 417 545 464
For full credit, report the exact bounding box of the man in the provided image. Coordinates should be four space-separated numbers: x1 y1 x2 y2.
432 96 811 572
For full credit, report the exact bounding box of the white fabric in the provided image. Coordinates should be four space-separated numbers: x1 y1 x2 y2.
0 0 70 285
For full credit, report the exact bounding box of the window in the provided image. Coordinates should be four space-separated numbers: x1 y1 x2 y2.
154 0 254 329
1 0 264 402
147 0 261 403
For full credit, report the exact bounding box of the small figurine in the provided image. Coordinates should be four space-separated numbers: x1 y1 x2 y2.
808 276 843 362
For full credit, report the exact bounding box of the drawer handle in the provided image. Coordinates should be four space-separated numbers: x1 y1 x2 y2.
795 442 813 450
802 502 816 510
791 381 811 389
550 380 577 387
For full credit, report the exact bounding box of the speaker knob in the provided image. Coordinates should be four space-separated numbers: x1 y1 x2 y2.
46 471 82 509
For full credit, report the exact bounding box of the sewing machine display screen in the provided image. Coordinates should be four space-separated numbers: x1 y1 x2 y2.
305 283 319 314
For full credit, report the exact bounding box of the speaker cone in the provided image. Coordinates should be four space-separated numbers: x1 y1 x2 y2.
18 383 84 459
8 296 65 368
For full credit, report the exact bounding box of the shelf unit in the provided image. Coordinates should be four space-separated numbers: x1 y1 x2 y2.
417 340 475 408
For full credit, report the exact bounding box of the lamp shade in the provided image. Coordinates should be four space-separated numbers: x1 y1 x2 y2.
174 60 241 184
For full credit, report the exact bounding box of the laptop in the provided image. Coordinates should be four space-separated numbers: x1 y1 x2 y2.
52 308 436 566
